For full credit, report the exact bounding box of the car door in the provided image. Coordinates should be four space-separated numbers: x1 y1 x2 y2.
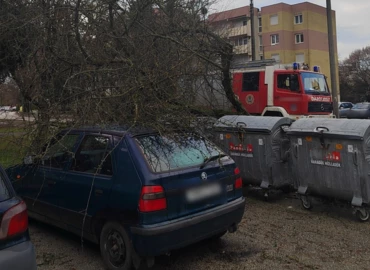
59 134 114 235
25 133 81 223
274 73 304 115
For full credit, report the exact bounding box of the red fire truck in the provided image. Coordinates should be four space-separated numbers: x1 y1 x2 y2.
232 60 333 119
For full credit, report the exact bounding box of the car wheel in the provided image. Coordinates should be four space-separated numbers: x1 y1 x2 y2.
100 221 133 270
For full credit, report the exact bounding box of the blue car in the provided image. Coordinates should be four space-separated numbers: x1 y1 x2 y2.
7 127 246 270
0 164 37 270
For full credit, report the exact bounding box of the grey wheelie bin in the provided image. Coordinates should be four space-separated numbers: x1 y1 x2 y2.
287 118 370 221
213 115 293 196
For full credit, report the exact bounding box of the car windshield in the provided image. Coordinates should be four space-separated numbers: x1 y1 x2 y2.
136 134 229 173
301 72 329 94
0 171 10 202
352 103 370 109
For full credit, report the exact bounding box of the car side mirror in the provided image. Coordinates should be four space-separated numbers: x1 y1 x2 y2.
23 155 35 165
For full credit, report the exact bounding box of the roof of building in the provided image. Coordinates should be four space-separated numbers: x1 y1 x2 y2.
208 6 257 23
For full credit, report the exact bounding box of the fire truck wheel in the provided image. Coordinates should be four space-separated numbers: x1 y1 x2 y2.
301 196 312 210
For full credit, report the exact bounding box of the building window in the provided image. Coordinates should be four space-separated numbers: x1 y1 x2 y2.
258 17 262 32
295 33 304 44
234 37 248 46
295 53 305 63
295 14 303 24
259 35 263 51
271 34 279 45
270 14 278 25
271 54 280 63
243 20 248 26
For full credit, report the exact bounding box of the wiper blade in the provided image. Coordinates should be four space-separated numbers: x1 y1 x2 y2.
306 91 321 95
200 154 227 169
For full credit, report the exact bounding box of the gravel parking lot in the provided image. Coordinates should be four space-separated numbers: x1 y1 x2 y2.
31 188 370 270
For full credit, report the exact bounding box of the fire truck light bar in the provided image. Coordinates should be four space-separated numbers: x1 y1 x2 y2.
293 62 300 70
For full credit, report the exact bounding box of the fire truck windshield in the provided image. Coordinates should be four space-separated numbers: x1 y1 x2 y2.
301 72 330 95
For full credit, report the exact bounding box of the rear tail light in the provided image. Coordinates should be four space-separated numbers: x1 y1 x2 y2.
139 185 167 212
234 167 243 189
0 201 28 240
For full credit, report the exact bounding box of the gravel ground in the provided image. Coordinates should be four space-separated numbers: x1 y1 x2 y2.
31 188 370 270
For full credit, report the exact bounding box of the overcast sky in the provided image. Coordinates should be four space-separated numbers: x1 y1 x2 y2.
213 0 370 60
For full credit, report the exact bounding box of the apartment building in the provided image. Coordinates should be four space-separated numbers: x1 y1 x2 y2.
261 2 338 89
208 6 260 64
208 2 339 91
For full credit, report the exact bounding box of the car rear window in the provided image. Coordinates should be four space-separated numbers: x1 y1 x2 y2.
136 134 229 173
0 172 10 202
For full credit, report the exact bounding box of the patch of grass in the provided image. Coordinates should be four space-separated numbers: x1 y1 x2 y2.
0 134 29 168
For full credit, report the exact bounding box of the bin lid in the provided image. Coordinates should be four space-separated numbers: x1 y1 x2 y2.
287 118 370 140
214 115 293 134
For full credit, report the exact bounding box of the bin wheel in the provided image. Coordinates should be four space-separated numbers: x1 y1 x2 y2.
356 209 370 222
301 196 312 210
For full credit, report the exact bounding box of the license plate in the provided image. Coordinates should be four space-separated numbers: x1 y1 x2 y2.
186 183 222 203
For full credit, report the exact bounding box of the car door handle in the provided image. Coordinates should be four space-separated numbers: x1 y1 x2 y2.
95 189 103 196
275 95 280 99
47 180 56 186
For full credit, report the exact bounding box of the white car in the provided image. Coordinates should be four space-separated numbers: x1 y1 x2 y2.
0 106 17 112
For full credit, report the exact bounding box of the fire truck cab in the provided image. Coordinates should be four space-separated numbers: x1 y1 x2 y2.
232 61 333 119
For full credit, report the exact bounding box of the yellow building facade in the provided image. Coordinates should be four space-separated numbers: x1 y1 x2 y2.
261 2 339 97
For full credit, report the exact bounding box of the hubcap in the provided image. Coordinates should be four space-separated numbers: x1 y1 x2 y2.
106 230 126 267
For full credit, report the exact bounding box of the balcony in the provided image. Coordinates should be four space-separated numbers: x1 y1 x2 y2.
226 25 251 37
233 44 251 55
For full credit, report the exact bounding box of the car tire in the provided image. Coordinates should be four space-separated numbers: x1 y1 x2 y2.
100 221 133 270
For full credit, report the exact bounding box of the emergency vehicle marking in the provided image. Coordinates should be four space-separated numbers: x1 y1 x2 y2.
310 96 331 102
246 94 254 105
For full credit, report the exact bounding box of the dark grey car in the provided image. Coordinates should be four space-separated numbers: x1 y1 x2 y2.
346 103 370 119
0 165 37 270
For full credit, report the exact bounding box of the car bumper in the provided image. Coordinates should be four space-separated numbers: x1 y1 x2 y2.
0 241 37 270
131 197 246 256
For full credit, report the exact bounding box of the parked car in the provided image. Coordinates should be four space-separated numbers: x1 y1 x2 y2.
338 102 353 110
0 106 17 112
0 164 37 270
345 103 370 119
7 127 246 270
339 108 351 118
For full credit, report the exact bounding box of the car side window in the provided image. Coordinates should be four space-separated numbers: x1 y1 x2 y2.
72 135 113 176
41 134 80 168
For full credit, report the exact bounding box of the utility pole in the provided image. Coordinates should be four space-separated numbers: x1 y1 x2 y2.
250 0 256 61
326 0 339 118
